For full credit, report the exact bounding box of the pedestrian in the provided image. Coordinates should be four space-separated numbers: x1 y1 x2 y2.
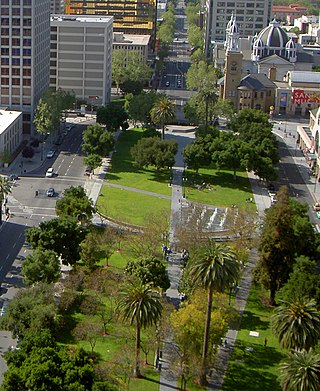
264 337 268 347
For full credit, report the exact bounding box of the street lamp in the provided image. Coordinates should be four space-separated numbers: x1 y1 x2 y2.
182 175 187 198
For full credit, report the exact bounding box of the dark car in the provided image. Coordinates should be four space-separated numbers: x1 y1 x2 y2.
8 174 19 181
85 166 91 176
46 188 55 197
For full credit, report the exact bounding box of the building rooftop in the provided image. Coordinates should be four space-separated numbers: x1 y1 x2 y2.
113 33 150 46
51 14 113 24
289 71 320 83
0 110 21 135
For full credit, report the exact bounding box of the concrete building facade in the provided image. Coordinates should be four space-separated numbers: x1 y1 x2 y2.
51 0 65 14
205 0 272 55
0 0 51 136
0 109 23 164
113 32 150 64
50 15 113 106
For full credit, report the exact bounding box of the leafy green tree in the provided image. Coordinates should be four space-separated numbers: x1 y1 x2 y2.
188 25 203 50
22 248 60 286
0 284 56 338
183 133 213 173
131 137 178 169
282 256 320 304
0 175 11 224
25 218 88 265
117 283 163 377
124 91 164 125
33 99 58 136
185 3 200 26
84 154 102 174
56 186 95 222
72 321 102 353
190 48 206 64
255 186 312 305
212 98 235 122
272 298 320 351
82 124 115 157
125 257 170 291
150 97 175 140
96 102 128 131
279 350 320 391
188 240 239 385
112 50 128 94
80 233 101 271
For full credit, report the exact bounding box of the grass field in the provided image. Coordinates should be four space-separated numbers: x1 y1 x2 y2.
222 285 285 391
96 185 171 226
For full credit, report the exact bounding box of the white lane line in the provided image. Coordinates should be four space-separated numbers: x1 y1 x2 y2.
13 243 16 248
18 233 22 238
6 254 10 260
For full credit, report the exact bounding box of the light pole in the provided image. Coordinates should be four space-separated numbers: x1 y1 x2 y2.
182 175 187 199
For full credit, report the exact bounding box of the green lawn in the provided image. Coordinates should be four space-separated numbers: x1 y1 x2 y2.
96 185 171 226
222 285 285 391
106 128 172 196
184 168 256 211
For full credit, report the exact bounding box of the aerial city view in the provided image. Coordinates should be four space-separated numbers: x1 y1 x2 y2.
1 0 320 390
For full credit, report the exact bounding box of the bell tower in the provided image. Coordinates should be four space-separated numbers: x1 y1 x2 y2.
223 16 243 109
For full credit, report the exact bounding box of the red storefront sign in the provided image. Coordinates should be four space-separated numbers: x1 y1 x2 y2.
292 89 320 104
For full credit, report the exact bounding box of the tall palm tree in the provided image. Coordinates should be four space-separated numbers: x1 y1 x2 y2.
150 97 175 140
117 283 163 377
0 176 11 225
279 350 320 391
272 298 320 352
189 240 239 386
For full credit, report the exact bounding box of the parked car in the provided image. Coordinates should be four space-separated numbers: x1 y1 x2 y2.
8 174 19 181
46 150 55 159
54 137 63 145
313 203 320 211
45 168 54 178
165 81 170 87
85 166 91 176
46 188 55 197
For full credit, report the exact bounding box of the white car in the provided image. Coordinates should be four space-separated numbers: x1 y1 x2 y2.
46 150 55 159
45 167 54 178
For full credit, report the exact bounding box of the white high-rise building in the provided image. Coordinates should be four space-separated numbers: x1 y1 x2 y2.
205 0 273 57
50 15 113 106
0 0 50 136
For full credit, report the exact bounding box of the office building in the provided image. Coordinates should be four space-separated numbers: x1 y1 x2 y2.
65 0 157 47
50 15 113 106
0 110 22 164
51 0 65 14
113 32 150 64
205 0 272 56
0 0 51 136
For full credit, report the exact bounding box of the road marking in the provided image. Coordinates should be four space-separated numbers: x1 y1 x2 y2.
18 233 22 238
6 254 10 260
12 243 16 248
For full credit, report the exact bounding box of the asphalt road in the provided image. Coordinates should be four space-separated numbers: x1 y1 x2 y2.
0 118 94 382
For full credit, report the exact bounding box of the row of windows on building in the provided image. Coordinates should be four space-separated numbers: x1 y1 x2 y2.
0 68 31 76
1 58 31 66
0 7 31 16
217 9 265 15
216 27 263 36
0 78 31 85
1 48 31 56
217 1 265 7
1 0 32 5
0 28 31 36
0 18 32 26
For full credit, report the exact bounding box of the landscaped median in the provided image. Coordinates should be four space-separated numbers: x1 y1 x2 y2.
222 285 284 391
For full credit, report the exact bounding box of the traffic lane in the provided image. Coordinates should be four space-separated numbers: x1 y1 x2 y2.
277 138 317 223
0 221 26 282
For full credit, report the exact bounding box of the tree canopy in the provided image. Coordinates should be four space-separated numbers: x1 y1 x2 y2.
96 101 128 131
22 248 60 286
82 124 115 157
131 137 178 169
25 218 88 265
55 186 95 222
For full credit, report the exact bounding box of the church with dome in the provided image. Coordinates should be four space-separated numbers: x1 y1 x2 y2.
216 15 320 116
214 15 314 81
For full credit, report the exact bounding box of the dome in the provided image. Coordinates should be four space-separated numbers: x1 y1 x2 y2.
257 19 289 49
286 38 296 49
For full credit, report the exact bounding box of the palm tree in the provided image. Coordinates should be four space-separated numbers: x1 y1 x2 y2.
272 298 320 352
189 240 239 386
0 176 11 225
279 350 320 391
150 97 175 140
117 283 163 377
